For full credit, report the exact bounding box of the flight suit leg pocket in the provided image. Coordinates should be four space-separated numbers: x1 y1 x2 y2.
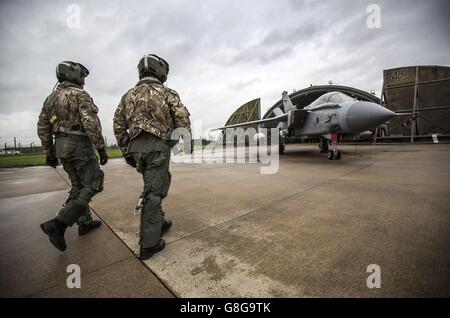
147 151 166 168
161 172 171 199
55 136 77 159
92 169 104 193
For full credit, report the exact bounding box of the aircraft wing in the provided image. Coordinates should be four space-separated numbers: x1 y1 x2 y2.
211 113 288 131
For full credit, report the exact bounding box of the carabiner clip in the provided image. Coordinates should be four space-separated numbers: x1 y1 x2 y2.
133 196 144 216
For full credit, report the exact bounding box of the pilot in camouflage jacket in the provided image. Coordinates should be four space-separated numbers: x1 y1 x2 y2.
38 61 108 252
113 54 191 260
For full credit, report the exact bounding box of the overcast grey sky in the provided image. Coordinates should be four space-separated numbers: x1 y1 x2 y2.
0 0 449 146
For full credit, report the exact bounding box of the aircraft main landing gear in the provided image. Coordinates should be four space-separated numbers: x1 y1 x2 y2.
279 142 285 155
319 138 329 153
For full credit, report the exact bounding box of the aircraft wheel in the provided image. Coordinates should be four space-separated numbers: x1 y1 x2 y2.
334 150 341 160
327 150 334 160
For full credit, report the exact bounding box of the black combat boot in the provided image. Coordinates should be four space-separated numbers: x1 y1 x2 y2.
139 239 165 260
78 220 102 236
40 219 67 252
161 219 172 235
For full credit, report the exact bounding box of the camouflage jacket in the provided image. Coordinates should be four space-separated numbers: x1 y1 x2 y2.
113 76 191 155
37 82 105 152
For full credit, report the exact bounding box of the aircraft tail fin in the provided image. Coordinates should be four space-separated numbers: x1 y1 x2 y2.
282 91 295 113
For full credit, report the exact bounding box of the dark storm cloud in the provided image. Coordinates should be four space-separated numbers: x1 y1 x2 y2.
0 0 449 144
219 23 322 65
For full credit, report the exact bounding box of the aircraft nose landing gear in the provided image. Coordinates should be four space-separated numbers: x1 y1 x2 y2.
328 149 341 160
327 133 342 160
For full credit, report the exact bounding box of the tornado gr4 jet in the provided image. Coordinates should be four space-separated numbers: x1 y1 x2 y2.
214 91 396 160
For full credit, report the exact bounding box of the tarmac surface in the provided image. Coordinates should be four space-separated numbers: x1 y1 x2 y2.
0 143 449 297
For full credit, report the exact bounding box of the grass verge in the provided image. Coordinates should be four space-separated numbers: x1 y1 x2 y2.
0 148 123 168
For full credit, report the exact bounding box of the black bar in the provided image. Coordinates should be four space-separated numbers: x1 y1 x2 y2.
1 298 448 316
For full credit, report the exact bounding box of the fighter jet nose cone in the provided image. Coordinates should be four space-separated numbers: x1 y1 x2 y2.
346 101 395 132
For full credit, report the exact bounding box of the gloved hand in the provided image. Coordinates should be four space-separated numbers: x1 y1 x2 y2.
97 148 109 165
46 155 58 168
125 155 137 168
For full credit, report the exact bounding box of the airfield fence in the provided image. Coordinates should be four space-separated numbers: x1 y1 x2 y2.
0 136 119 155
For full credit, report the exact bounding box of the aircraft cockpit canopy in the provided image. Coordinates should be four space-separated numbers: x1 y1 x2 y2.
309 92 355 108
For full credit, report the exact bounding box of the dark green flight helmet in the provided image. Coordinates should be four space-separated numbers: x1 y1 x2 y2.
137 54 169 83
56 61 89 86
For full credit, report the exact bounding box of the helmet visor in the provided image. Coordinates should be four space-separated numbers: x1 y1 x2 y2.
77 63 89 77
